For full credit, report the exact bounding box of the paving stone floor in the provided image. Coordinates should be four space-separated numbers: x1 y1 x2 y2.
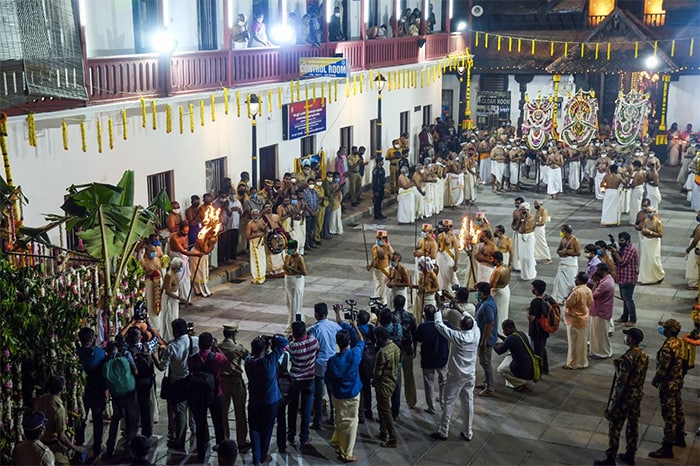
99 170 699 466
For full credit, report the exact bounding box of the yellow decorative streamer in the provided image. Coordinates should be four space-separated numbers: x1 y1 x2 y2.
246 93 251 118
345 77 350 97
359 74 364 93
550 41 554 56
369 69 374 89
121 109 128 140
634 42 639 59
654 41 658 55
321 82 325 101
108 118 114 149
671 40 675 57
334 80 338 102
62 120 68 150
189 104 195 133
80 121 86 152
236 91 241 117
165 105 172 133
26 113 37 147
517 38 521 53
475 32 479 47
353 75 357 95
606 42 611 60
140 97 146 128
497 35 501 51
296 81 301 101
179 106 184 134
268 90 273 113
421 69 425 88
690 38 695 57
223 88 229 114
580 42 585 58
211 94 216 122
508 37 512 52
312 83 317 101
278 87 283 109
484 33 489 49
595 42 599 60
564 42 568 56
531 39 535 55
96 119 103 154
199 100 205 126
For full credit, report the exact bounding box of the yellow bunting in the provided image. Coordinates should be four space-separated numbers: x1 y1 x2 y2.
606 42 611 60
475 31 479 47
311 83 316 101
140 97 146 128
634 42 639 59
296 81 301 101
257 94 262 117
508 37 512 52
517 38 521 53
690 38 695 57
425 69 429 86
223 88 229 114
564 42 568 56
305 100 309 134
353 75 357 95
671 40 676 57
580 42 585 58
62 120 68 150
246 93 251 118
595 42 599 60
189 103 195 133
165 105 172 134
211 95 216 122
199 100 205 126
387 72 393 91
26 113 37 147
108 118 114 149
359 74 364 93
654 41 658 55
321 81 325 101
179 105 184 134
345 77 350 97
497 35 501 51
369 69 374 90
531 39 535 55
394 70 398 88
149 100 156 130
484 33 489 49
421 69 425 88
550 41 554 56
268 90 273 113
278 87 283 109
121 109 127 140
334 80 338 102
96 119 102 154
437 64 441 79
305 84 309 103
236 91 241 117
80 121 86 152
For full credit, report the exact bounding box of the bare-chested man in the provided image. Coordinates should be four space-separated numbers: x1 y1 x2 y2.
246 208 267 284
601 164 624 227
490 142 507 192
262 202 285 279
474 230 498 283
594 151 612 200
166 202 182 234
168 222 202 304
546 148 564 199
367 229 394 304
638 207 665 284
387 252 411 301
436 219 460 290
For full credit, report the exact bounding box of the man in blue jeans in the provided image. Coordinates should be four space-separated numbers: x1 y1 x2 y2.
475 282 498 397
76 327 107 458
308 303 341 430
286 321 319 446
611 232 639 326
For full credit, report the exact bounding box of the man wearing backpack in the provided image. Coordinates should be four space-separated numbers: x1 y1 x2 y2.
187 332 228 460
377 307 403 420
76 327 107 458
102 341 139 458
126 327 155 439
153 318 199 454
494 320 536 391
392 295 417 410
527 279 551 375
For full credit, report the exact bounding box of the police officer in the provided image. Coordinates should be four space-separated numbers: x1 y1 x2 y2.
372 157 387 220
649 319 687 459
33 376 85 465
594 327 648 466
218 323 252 452
12 411 56 466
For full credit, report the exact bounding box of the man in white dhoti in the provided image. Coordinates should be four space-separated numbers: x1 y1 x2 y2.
414 223 438 285
477 138 492 185
246 209 267 284
489 252 511 332
507 142 524 191
551 225 580 303
628 161 646 225
563 272 592 369
510 197 524 271
448 172 464 207
167 222 200 304
685 213 700 290
567 146 582 192
490 143 507 192
533 201 551 263
594 152 611 200
600 164 624 227
412 165 427 220
517 202 537 280
463 154 479 205
474 230 498 284
638 208 665 285
437 219 460 290
161 258 186 342
645 163 662 210
284 240 307 329
368 229 394 304
545 150 564 200
397 166 417 224
288 192 306 256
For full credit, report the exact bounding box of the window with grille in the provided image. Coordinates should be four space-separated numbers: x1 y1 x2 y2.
300 135 316 156
205 157 228 195
340 126 353 153
400 111 410 136
147 170 174 229
422 105 432 126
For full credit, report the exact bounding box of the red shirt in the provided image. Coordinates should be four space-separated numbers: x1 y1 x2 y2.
615 244 639 285
188 349 229 397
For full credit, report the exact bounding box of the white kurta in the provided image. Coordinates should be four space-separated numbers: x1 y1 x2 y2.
589 316 612 359
534 226 551 261
639 236 665 284
448 173 464 206
290 218 306 256
547 167 562 195
519 232 537 280
568 161 581 191
552 256 578 303
600 188 622 226
397 187 417 224
285 274 305 326
628 186 644 225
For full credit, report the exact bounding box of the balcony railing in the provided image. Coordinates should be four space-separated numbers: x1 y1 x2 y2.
85 33 467 104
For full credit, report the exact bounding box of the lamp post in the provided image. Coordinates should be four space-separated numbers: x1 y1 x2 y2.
457 65 466 129
249 94 260 188
374 73 387 161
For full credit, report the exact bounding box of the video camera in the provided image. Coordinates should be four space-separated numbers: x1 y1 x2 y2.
607 233 617 250
368 296 385 315
333 299 359 321
187 322 196 336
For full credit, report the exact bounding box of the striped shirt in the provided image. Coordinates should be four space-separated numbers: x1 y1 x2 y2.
288 334 320 381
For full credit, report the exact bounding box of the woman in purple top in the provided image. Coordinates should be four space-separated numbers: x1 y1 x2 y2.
590 263 615 359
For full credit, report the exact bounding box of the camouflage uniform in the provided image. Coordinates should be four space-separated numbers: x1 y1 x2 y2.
604 346 649 456
652 335 686 446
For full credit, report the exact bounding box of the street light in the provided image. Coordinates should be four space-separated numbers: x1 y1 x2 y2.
456 64 467 129
249 94 260 188
374 73 387 162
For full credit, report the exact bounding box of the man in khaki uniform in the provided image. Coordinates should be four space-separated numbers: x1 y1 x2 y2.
12 411 56 466
33 376 84 465
219 323 251 452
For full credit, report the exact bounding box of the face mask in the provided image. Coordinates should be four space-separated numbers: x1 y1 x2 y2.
251 193 257 199
287 249 295 255
334 12 340 17
475 220 482 225
153 240 161 247
376 240 383 246
623 335 629 346
560 231 565 238
172 208 180 214
619 241 627 249
291 177 297 183
647 213 654 219
291 199 298 205
390 261 397 268
596 249 603 256
257 18 263 23
239 20 245 25
237 190 246 196
601 154 607 158
658 325 665 336
534 205 540 210
149 252 156 259
696 216 700 223
420 231 427 238
334 178 340 182
308 185 314 189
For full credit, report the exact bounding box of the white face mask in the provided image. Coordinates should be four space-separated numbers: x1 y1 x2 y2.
601 153 607 158
420 231 427 238
334 12 340 17
316 181 322 186
257 17 263 23
172 208 180 214
291 177 297 183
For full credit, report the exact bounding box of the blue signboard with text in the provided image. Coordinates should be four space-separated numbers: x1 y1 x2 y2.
299 57 349 78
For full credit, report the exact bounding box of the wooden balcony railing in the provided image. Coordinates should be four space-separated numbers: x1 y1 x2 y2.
83 33 467 104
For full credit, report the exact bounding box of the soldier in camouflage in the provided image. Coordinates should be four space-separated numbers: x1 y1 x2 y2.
649 319 687 459
594 327 648 466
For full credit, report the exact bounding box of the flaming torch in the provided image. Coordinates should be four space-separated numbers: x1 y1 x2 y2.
458 215 480 251
186 204 221 302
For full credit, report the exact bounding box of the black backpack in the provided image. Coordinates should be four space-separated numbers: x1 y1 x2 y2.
394 311 415 356
186 352 217 406
277 352 293 398
131 347 155 388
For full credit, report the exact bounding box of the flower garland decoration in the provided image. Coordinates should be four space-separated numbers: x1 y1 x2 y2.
223 88 229 115
62 120 69 150
80 121 87 152
151 100 157 130
26 113 37 147
199 100 205 126
165 105 172 134
108 118 114 149
121 109 128 140
96 119 102 153
189 104 195 133
210 95 216 122
140 97 146 128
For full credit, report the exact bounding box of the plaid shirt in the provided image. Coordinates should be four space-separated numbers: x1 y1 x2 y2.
615 243 639 285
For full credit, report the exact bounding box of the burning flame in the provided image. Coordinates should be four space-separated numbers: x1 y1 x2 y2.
197 204 222 253
458 215 479 251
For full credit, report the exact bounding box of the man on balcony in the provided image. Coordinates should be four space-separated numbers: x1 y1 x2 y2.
232 14 250 49
330 7 345 42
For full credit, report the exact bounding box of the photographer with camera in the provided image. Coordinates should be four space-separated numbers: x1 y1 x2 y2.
392 295 418 411
287 321 319 448
610 232 639 326
308 303 342 430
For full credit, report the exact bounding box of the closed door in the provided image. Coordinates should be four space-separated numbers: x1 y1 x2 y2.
260 144 278 183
